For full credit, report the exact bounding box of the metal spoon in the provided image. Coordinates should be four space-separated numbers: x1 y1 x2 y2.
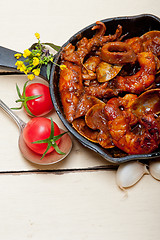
0 99 72 165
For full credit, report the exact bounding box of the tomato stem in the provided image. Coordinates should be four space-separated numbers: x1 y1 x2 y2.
51 139 55 144
11 81 42 117
32 118 67 159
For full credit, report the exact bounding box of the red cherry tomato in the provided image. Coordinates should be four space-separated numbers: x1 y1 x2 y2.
24 83 53 116
23 117 61 155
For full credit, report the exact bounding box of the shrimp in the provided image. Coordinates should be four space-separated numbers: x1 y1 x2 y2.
104 94 138 124
104 95 160 154
108 114 160 154
117 52 156 94
125 37 144 54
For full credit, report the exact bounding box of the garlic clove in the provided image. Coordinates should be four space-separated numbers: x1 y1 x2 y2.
149 160 160 181
116 161 149 189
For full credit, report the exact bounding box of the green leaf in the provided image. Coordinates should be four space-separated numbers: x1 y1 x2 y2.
32 138 50 144
52 142 66 155
53 132 67 141
40 143 52 160
43 43 61 52
22 81 29 98
15 99 25 103
24 59 30 63
50 118 54 138
16 84 22 99
26 95 42 101
11 106 23 110
23 102 35 117
46 63 51 80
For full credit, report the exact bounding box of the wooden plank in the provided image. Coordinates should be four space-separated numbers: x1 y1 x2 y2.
0 171 159 240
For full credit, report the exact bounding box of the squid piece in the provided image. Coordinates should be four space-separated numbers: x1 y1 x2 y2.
91 22 123 45
61 22 105 65
101 42 137 64
61 22 123 65
101 24 123 43
59 61 83 123
61 37 89 65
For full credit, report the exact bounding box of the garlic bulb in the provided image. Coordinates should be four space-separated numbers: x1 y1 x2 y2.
116 161 149 189
149 160 160 180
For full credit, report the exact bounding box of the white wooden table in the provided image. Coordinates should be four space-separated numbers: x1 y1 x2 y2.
0 1 160 239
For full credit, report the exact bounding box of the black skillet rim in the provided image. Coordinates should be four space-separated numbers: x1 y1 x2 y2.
50 13 160 164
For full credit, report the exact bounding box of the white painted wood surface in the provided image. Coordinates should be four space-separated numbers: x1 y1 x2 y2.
0 172 160 240
0 0 160 239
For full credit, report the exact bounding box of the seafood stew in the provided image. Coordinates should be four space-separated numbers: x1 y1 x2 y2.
50 14 160 163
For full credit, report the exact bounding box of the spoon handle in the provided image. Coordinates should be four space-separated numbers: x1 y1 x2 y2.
0 99 26 131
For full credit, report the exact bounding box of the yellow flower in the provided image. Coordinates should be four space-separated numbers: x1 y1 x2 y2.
32 57 40 66
14 53 22 59
35 32 40 39
36 53 41 57
20 64 27 73
15 61 28 73
23 49 31 58
60 64 67 70
32 68 40 76
27 74 35 80
15 61 24 70
15 60 22 67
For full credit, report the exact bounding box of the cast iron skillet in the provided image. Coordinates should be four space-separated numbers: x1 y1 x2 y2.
0 13 160 164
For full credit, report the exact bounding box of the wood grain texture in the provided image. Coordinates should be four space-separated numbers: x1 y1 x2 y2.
0 172 159 240
0 1 160 240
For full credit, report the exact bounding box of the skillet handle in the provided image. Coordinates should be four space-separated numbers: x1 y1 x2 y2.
0 46 20 73
0 46 48 80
